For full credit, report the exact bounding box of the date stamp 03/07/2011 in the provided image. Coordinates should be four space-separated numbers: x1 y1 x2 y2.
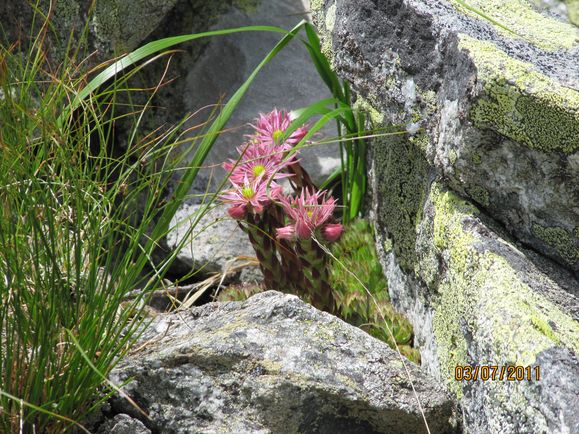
454 365 541 382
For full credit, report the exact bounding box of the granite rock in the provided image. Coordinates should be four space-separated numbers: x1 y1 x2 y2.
108 291 459 433
165 203 255 277
311 0 579 432
312 0 579 273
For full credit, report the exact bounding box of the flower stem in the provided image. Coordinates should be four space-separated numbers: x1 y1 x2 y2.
241 214 286 290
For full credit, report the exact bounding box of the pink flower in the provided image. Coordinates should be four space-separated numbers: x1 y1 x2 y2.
322 223 343 242
223 141 296 185
220 177 282 215
277 189 338 239
250 109 308 147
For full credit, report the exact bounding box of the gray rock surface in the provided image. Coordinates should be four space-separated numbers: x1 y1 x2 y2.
372 180 579 434
311 0 579 432
166 202 255 277
109 291 459 433
313 0 579 273
96 413 151 434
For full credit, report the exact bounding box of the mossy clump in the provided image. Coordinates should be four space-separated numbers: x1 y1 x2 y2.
329 219 420 363
216 283 263 302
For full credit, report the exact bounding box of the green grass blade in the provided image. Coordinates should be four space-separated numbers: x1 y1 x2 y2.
150 20 308 242
58 25 289 126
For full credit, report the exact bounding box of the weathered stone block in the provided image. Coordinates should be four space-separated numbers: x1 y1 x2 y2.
312 0 579 432
109 291 459 433
372 179 579 433
312 0 579 273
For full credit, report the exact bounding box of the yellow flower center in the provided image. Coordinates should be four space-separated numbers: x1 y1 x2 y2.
272 129 284 144
252 164 266 177
241 187 255 199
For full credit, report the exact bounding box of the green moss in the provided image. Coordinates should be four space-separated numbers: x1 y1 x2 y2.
531 224 579 261
449 0 577 50
329 219 389 320
329 219 420 364
460 36 579 154
471 153 482 165
428 183 579 398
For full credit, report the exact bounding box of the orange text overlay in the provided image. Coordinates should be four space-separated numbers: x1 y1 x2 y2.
454 365 540 381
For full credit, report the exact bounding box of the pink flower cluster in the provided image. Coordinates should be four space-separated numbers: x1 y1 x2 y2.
219 108 344 312
277 189 343 242
220 109 343 243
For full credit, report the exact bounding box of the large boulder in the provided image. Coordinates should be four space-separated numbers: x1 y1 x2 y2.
311 0 579 432
373 180 579 433
107 291 459 433
313 0 579 273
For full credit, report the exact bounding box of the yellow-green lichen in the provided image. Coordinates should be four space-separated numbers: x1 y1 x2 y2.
354 96 385 124
471 153 482 165
531 224 579 261
383 237 393 253
325 2 337 33
429 183 579 398
566 0 579 26
309 0 325 13
310 1 335 65
449 0 578 50
459 36 579 154
409 131 429 153
420 90 438 114
530 316 560 344
449 149 458 165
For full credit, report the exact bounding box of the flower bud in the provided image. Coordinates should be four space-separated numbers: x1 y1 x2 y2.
228 204 247 220
322 223 344 242
276 225 296 240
